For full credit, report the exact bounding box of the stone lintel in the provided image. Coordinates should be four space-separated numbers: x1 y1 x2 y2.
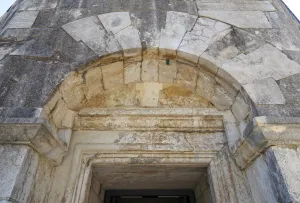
0 118 68 166
233 116 300 169
74 108 225 132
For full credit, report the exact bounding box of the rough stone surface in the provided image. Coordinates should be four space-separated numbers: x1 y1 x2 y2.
101 61 124 89
176 62 198 90
243 77 286 105
178 18 231 63
124 62 141 84
158 60 177 83
278 73 300 104
222 44 300 84
141 60 159 82
2 11 39 30
0 145 53 202
246 156 278 203
1 0 300 202
199 11 272 29
159 11 197 57
98 12 131 34
265 147 300 202
84 67 104 99
209 147 253 203
197 1 276 11
62 16 121 56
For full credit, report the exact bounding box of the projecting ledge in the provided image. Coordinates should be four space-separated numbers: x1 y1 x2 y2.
232 116 300 169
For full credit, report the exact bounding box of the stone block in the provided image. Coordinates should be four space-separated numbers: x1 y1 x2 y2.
176 62 198 90
62 16 121 56
178 18 231 63
199 11 272 28
60 73 85 110
124 62 141 84
19 0 58 10
246 28 300 52
0 46 15 60
136 82 162 107
278 73 300 104
159 11 197 58
203 28 265 67
158 60 177 84
0 145 52 203
222 44 300 85
0 145 30 200
158 85 212 108
51 99 67 127
265 147 300 202
61 109 76 128
195 71 216 101
243 78 285 105
2 11 39 30
115 26 142 62
246 156 278 203
101 61 124 89
232 92 250 122
98 12 131 34
84 67 104 99
44 90 62 115
141 60 158 82
224 122 242 153
209 147 253 203
211 85 234 110
197 2 276 11
131 11 166 48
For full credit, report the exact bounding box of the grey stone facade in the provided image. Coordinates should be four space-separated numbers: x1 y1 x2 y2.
0 0 300 202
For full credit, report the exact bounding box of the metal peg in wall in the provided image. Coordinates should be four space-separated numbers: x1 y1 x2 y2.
166 58 170 65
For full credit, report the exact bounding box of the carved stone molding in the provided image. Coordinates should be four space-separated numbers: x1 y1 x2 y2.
74 108 225 132
0 117 68 165
232 116 300 169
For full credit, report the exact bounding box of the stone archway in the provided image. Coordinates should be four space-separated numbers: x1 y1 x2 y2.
1 2 300 203
37 49 254 203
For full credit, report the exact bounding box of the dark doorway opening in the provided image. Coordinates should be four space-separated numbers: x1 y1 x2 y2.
104 189 196 203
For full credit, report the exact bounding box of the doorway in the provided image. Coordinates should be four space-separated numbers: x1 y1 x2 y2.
104 190 196 203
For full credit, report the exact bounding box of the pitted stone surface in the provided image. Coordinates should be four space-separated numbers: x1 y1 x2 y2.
115 26 142 60
200 11 272 29
0 46 15 60
20 0 58 10
222 44 300 84
159 11 197 55
101 61 124 89
2 11 39 30
243 78 286 105
246 156 278 203
98 12 131 34
62 16 121 56
178 18 231 63
1 1 300 202
201 28 265 67
197 1 276 11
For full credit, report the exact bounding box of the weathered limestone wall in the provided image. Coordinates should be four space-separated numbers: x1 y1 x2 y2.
245 146 300 202
0 0 300 203
0 145 54 203
208 147 253 203
0 0 299 114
